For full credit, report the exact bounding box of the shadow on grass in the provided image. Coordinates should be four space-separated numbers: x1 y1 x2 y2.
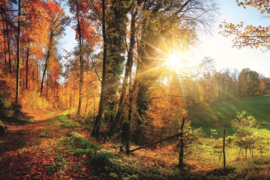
1 111 34 125
0 130 29 155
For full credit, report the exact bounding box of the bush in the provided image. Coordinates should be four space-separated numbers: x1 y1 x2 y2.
90 151 115 171
232 111 259 159
11 103 22 117
38 133 53 138
74 148 85 157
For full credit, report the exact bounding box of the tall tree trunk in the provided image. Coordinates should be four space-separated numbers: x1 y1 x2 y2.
109 9 138 136
70 82 72 107
16 0 21 104
26 42 29 89
46 72 48 100
6 13 12 74
37 64 39 91
40 35 52 95
104 0 128 132
85 98 88 114
1 13 7 67
76 2 83 116
73 79 76 107
92 0 107 138
93 92 96 117
128 42 140 122
32 64 35 90
179 118 185 168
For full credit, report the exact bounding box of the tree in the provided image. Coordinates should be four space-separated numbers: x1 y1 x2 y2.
239 68 260 97
21 0 50 90
134 0 217 145
40 1 69 95
108 1 142 137
16 0 22 104
103 0 130 136
220 1 270 51
92 0 107 139
68 0 97 116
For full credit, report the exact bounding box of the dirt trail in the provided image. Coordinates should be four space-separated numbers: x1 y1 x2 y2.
0 109 94 179
0 110 66 154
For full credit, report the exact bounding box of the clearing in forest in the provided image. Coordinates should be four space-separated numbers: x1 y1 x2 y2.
192 95 270 138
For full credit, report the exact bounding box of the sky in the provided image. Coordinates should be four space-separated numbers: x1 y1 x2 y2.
190 0 270 77
60 0 270 77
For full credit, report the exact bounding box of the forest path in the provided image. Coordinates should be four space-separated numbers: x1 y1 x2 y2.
0 109 66 153
0 109 93 179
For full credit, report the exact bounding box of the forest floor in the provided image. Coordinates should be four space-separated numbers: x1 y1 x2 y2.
1 109 270 179
0 109 95 179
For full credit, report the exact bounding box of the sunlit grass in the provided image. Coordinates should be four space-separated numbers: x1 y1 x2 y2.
192 95 270 138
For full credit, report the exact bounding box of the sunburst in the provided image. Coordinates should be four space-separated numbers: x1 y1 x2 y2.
166 54 181 70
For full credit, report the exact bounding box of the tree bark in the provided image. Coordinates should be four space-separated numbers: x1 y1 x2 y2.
70 82 72 108
7 19 12 74
16 0 21 104
128 42 140 122
1 13 7 67
109 9 138 136
76 1 83 116
40 35 52 95
46 72 49 100
26 42 29 89
179 118 185 168
32 64 35 89
4 10 12 74
92 0 107 139
37 64 39 90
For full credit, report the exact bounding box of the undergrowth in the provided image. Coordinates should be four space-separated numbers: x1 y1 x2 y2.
2 109 270 179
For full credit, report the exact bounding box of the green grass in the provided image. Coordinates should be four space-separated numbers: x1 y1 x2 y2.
45 111 82 128
192 95 270 137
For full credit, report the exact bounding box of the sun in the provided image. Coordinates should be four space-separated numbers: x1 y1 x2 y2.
167 54 180 68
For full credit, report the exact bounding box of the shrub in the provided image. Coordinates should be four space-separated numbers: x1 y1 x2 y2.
90 151 115 170
11 103 22 117
232 111 259 159
38 133 53 138
73 148 85 157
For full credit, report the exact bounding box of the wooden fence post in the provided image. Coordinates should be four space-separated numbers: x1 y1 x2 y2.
223 129 226 168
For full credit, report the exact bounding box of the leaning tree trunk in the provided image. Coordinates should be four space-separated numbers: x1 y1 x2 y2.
109 9 138 137
92 0 107 139
179 118 185 168
40 35 52 95
128 42 140 122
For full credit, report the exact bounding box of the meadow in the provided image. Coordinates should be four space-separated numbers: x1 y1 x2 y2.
192 94 270 138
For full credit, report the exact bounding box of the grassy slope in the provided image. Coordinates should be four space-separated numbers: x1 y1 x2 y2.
192 95 270 137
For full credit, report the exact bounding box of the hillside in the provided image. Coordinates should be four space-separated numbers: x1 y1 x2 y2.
192 95 270 137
